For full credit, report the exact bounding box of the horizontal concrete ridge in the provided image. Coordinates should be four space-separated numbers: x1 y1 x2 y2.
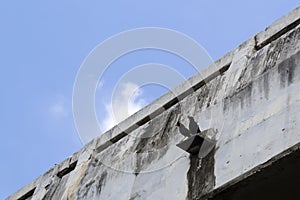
7 6 300 200
255 6 300 50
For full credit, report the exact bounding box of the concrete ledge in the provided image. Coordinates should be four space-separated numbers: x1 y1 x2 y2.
255 6 300 49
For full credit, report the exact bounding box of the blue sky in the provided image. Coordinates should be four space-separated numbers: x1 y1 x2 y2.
0 1 299 199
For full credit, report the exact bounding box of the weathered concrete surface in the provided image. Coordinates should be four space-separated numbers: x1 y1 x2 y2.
203 143 300 200
7 6 300 200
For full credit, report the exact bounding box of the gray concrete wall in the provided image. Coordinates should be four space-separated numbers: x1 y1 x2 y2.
7 6 300 200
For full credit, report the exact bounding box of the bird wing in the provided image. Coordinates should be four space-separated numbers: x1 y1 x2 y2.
189 117 201 134
178 122 191 137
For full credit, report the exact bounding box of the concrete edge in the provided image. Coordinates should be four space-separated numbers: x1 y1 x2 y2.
255 6 300 49
200 141 300 200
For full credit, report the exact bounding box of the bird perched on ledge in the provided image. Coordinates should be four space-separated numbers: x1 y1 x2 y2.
176 116 201 137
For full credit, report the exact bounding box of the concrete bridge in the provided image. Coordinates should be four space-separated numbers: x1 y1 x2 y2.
7 6 300 200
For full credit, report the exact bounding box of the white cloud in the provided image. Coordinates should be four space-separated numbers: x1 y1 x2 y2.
100 82 147 133
49 98 68 118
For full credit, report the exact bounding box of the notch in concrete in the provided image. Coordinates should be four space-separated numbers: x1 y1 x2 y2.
45 183 50 190
57 161 77 179
219 63 231 75
17 187 36 200
255 17 300 50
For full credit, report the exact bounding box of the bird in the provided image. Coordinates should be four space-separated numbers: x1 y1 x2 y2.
188 116 201 134
176 121 192 137
176 116 201 137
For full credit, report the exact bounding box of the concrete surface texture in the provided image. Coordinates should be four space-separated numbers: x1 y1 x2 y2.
7 6 300 200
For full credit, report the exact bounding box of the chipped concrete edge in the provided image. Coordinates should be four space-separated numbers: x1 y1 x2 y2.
7 5 300 200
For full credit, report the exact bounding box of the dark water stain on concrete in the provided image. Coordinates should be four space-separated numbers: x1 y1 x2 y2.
42 178 61 200
186 148 215 200
74 158 108 199
134 108 179 175
223 82 253 113
42 175 70 200
278 51 300 88
263 72 270 99
262 38 284 74
96 171 107 195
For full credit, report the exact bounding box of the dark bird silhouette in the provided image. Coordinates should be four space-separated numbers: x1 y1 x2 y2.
188 116 201 134
177 116 201 137
176 122 192 137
